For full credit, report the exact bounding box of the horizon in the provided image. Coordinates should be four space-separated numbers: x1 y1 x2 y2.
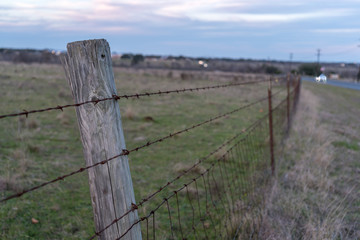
1 0 360 63
1 46 358 64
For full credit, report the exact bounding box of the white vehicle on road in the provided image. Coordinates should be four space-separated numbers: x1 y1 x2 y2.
315 74 327 83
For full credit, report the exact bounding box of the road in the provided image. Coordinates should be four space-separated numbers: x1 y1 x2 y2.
301 76 360 91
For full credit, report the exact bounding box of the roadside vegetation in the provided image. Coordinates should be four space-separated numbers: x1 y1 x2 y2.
256 82 360 239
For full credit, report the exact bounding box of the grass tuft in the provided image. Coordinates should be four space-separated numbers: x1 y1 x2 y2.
332 140 359 151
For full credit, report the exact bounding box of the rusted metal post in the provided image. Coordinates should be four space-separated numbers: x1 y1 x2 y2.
267 79 275 176
294 75 300 109
62 39 141 240
293 75 298 109
286 73 290 132
297 75 301 103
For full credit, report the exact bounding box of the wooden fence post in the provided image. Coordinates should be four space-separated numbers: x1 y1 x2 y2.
62 39 141 240
267 78 275 176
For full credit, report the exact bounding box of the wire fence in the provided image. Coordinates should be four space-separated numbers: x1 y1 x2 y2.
99 78 300 240
0 56 301 240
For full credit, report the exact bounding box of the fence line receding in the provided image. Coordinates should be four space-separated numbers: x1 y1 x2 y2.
0 39 301 240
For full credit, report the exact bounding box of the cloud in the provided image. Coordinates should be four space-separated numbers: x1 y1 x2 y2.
313 28 360 34
0 1 141 33
193 9 352 23
0 0 357 33
155 1 353 23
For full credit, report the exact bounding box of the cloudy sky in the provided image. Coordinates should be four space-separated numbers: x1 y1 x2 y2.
1 0 360 62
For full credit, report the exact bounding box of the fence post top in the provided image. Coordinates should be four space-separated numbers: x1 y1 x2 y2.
67 38 107 47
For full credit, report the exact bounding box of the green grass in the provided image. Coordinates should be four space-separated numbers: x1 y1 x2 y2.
332 141 359 151
0 62 289 239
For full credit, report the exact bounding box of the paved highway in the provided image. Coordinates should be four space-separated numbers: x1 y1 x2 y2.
301 76 360 91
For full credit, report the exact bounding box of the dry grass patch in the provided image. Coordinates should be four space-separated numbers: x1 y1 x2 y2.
26 118 39 129
123 106 137 120
56 112 70 125
0 149 33 192
256 87 356 239
173 162 206 175
213 149 230 162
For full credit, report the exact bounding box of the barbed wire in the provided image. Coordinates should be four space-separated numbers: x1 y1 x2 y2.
0 71 300 240
89 111 270 239
0 94 270 203
93 82 295 238
0 79 270 120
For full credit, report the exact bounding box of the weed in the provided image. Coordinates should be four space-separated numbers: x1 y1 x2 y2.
332 141 359 151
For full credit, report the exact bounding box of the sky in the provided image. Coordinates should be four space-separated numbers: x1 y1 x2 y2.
1 0 360 62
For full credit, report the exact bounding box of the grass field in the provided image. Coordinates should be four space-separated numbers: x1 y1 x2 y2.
0 62 292 239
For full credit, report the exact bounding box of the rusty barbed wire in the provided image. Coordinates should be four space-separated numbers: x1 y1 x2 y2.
0 79 269 120
0 94 270 204
89 112 270 239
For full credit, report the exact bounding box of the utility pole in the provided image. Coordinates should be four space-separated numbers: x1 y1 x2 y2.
357 41 360 83
316 49 321 75
289 52 293 73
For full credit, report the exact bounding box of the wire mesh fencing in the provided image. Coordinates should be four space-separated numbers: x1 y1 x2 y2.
90 75 301 239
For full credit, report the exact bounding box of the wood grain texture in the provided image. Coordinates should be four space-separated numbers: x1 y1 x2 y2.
62 39 141 240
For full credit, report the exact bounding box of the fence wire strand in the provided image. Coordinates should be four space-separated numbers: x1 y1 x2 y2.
0 79 269 120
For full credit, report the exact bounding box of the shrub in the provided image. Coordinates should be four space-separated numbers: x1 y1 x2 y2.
265 65 282 74
298 63 321 76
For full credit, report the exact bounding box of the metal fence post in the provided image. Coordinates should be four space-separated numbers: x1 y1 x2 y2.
293 75 300 110
287 73 290 133
62 39 141 240
267 79 275 176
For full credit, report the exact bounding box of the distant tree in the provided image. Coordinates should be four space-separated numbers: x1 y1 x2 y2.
147 55 161 59
176 55 186 60
13 51 34 63
131 54 144 65
265 65 282 74
120 53 133 59
298 63 321 76
41 50 52 63
357 67 360 83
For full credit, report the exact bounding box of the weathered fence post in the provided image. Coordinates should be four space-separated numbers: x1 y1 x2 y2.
286 73 290 132
62 39 141 240
267 78 275 176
